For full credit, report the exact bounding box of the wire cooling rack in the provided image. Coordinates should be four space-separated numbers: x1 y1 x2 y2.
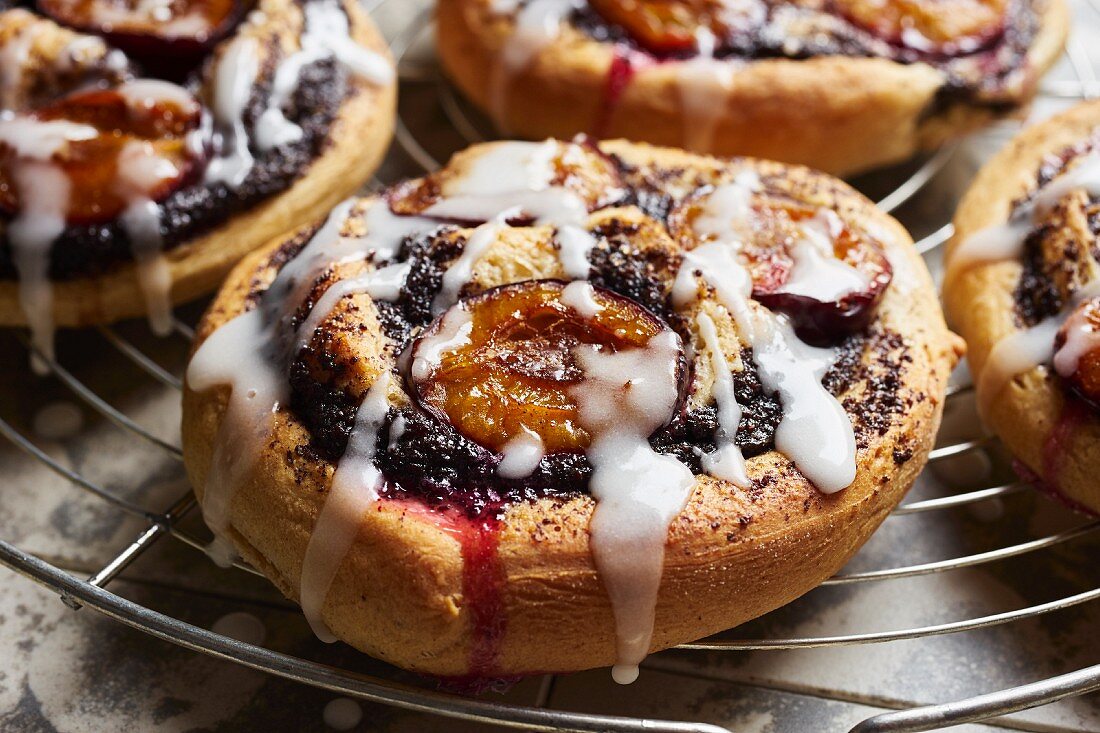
2 1 1100 731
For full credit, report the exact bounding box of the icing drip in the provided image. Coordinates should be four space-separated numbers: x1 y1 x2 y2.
410 305 474 382
489 0 579 130
752 311 854 493
496 426 546 478
187 308 282 566
560 280 603 318
1053 303 1100 378
255 0 393 152
695 312 748 487
434 221 504 313
977 280 1100 419
115 138 186 335
299 372 392 641
556 225 595 278
777 211 868 301
948 152 1100 279
0 22 42 110
675 29 736 153
293 259 411 352
692 171 761 244
672 242 755 335
570 329 694 685
0 118 97 371
204 36 261 188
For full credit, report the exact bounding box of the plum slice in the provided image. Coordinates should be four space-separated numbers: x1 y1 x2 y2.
587 0 760 55
832 0 1007 53
1054 297 1100 409
669 188 892 344
0 81 204 225
408 279 683 455
36 0 245 76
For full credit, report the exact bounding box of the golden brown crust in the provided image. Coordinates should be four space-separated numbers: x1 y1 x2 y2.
434 0 1067 177
0 0 396 329
182 139 962 676
944 100 1100 516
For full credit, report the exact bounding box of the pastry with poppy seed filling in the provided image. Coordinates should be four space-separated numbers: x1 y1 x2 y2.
945 100 1100 517
182 137 962 680
0 0 396 365
435 0 1066 176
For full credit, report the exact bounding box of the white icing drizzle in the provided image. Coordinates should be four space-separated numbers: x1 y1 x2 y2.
434 221 503 313
410 305 474 381
489 0 579 130
752 310 855 493
187 307 282 566
692 171 761 245
556 224 595 278
1053 303 1100 378
571 330 695 685
115 136 189 335
676 29 737 153
300 371 392 641
672 242 755 336
0 117 97 371
204 36 261 189
293 260 411 352
948 152 1100 278
560 280 603 318
777 211 868 301
978 279 1100 419
695 312 748 487
255 0 393 152
497 426 546 479
117 78 199 110
388 412 406 450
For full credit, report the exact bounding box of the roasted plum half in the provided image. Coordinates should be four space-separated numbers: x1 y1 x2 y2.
388 140 624 223
36 0 246 77
832 0 1007 53
0 80 205 225
408 279 685 458
1054 297 1100 408
587 0 763 55
669 187 892 345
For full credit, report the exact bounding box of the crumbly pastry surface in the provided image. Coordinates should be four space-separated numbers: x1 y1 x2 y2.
0 0 396 361
945 100 1100 517
435 0 1067 176
183 138 961 679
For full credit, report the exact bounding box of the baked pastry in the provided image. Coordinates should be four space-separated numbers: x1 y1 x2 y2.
182 137 962 679
0 0 396 367
944 100 1100 517
435 0 1067 177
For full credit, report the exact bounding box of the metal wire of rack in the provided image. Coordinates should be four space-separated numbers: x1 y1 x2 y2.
1 1 1100 731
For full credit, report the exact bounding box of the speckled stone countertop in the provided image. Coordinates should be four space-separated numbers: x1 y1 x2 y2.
2 1 1100 731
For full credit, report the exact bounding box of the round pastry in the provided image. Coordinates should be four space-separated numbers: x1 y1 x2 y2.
435 0 1067 177
182 137 962 679
944 100 1100 517
0 0 396 365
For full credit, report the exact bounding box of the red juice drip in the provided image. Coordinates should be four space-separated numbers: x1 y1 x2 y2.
595 45 651 138
1013 396 1099 517
458 516 506 676
1041 397 1088 494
